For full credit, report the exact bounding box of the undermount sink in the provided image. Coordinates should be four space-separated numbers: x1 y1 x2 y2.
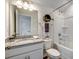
43 39 52 42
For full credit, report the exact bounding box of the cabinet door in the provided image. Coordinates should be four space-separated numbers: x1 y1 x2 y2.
6 54 29 59
6 49 43 59
29 49 43 59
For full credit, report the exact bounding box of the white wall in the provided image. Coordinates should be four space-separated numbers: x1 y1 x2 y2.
53 10 64 43
5 0 9 39
63 4 73 17
62 4 73 49
34 5 54 38
5 0 15 39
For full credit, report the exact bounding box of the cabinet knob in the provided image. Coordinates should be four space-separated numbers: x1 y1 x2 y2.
25 56 28 59
28 56 30 59
25 56 30 59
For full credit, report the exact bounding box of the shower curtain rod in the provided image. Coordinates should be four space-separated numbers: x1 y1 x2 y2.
53 0 72 12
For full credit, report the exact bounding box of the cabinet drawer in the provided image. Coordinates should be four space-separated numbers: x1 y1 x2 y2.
6 43 43 58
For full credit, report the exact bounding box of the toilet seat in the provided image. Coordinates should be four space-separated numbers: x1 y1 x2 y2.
46 48 60 56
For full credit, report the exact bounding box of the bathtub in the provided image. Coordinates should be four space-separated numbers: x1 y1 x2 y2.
55 43 73 59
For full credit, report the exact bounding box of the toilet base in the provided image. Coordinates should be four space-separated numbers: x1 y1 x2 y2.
43 56 62 59
49 56 62 59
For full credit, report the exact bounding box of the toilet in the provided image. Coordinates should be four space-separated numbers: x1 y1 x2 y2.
44 39 60 59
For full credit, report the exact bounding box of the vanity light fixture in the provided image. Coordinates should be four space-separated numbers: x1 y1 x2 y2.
29 4 34 11
23 2 29 9
13 0 36 11
14 0 23 8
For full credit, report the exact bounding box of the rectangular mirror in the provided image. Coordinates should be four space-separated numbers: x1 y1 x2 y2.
7 5 38 38
15 8 38 37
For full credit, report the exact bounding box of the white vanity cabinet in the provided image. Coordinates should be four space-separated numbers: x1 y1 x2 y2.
7 49 42 59
29 49 43 59
5 43 43 59
7 53 29 59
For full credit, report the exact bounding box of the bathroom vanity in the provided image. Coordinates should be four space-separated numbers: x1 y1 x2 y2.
5 1 42 59
5 39 43 59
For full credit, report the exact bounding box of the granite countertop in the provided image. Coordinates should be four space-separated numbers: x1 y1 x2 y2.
5 38 44 50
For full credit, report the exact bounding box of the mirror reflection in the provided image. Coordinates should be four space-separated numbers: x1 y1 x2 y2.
8 4 38 38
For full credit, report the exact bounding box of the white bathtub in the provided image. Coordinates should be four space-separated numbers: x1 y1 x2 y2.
56 43 73 59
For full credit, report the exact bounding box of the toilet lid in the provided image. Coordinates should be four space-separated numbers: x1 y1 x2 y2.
46 49 60 56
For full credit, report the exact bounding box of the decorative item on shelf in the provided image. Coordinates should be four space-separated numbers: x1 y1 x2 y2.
12 0 37 11
45 23 49 32
43 14 51 22
43 14 51 33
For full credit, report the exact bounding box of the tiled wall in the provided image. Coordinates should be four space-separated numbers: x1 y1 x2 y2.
61 4 73 49
52 4 73 49
62 17 73 49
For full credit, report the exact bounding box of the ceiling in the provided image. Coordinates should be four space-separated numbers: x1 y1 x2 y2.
9 0 72 12
32 0 72 9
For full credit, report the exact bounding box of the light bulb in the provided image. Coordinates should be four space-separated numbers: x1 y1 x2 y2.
29 4 34 11
29 8 33 11
23 2 29 10
17 5 22 8
16 0 23 8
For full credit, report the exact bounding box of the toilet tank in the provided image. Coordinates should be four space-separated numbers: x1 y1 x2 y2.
44 39 52 50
